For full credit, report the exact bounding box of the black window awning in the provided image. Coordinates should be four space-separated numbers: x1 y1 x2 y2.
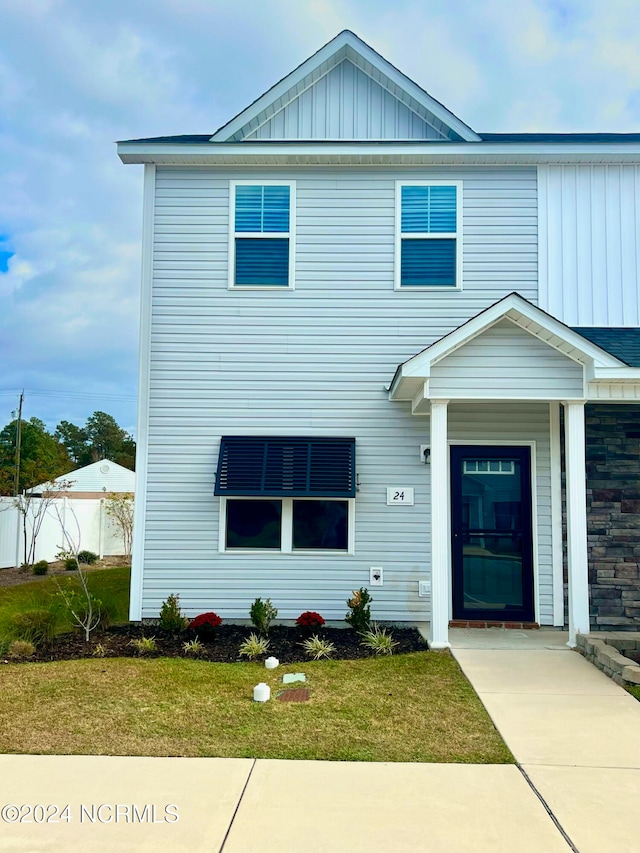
215 436 356 498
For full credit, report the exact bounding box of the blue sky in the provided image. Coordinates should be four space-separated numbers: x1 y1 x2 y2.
1 0 640 437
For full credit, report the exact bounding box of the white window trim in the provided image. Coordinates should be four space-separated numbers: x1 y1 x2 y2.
394 179 463 291
218 496 355 555
228 179 296 290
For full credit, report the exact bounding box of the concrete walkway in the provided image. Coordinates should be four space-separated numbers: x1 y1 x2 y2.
1 630 638 852
450 628 640 853
0 755 571 853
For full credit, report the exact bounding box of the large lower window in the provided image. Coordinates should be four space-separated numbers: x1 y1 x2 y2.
222 498 352 553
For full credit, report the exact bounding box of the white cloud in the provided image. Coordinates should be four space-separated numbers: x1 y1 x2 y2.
1 0 640 434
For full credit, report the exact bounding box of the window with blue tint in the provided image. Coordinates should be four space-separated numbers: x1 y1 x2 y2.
232 183 293 287
397 183 460 288
235 239 289 286
401 239 456 287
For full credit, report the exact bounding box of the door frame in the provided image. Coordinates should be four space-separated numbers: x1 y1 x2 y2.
448 440 539 623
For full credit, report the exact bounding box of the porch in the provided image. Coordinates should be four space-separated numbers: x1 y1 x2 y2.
389 293 640 649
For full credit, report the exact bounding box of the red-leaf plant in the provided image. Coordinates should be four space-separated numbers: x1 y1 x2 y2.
295 611 326 629
189 612 222 640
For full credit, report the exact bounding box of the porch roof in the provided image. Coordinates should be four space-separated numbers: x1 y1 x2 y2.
572 327 640 368
389 294 640 409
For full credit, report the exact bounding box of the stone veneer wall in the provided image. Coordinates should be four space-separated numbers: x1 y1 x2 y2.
586 404 640 631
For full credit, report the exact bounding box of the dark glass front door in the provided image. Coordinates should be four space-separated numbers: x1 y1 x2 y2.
450 446 534 622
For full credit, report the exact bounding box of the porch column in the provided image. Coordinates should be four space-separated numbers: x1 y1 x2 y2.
430 399 450 649
564 401 590 646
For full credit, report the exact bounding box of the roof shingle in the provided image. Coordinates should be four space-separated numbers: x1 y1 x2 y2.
572 328 640 367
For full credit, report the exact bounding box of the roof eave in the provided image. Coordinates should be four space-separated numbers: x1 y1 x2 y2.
117 140 640 166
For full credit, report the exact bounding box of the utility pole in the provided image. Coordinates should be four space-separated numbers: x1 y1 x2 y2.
13 390 24 497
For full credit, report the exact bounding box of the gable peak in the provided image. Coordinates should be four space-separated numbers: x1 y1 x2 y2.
210 31 479 144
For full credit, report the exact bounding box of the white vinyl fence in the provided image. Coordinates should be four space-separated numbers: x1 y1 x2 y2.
0 497 128 568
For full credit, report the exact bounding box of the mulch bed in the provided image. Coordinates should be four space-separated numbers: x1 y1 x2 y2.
14 623 427 665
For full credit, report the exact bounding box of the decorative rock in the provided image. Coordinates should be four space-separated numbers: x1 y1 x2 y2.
265 657 279 669
621 665 640 684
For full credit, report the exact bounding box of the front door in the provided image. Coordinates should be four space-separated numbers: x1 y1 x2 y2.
450 446 534 622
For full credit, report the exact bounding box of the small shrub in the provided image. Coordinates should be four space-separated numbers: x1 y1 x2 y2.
78 550 98 565
7 640 36 660
249 598 278 635
345 587 372 633
159 593 188 634
189 612 222 641
238 632 270 660
32 560 49 576
55 578 102 641
65 557 78 571
92 642 107 658
11 609 59 647
301 634 336 660
129 636 157 655
183 638 205 657
360 624 399 656
55 548 74 560
295 611 325 630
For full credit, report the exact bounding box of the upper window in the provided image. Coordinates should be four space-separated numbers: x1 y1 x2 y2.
229 181 295 289
395 181 462 290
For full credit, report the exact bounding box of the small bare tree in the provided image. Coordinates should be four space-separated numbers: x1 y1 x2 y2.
104 492 134 562
51 500 101 642
14 479 73 567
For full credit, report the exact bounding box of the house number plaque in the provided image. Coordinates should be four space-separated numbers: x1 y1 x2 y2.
386 487 414 506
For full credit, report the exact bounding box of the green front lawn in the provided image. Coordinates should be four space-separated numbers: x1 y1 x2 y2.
0 652 513 763
0 567 130 643
0 567 512 763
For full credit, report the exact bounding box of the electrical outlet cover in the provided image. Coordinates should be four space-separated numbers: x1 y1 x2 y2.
419 581 431 597
370 566 383 586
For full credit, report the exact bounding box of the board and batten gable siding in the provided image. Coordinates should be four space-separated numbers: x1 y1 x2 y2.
243 60 448 141
429 319 585 399
538 165 640 326
143 165 544 622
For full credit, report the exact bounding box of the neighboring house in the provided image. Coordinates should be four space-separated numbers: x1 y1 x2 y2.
0 460 136 567
30 459 135 499
118 30 640 648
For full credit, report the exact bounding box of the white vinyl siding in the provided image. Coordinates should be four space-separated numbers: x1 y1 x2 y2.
143 165 541 622
429 319 585 399
538 164 640 325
